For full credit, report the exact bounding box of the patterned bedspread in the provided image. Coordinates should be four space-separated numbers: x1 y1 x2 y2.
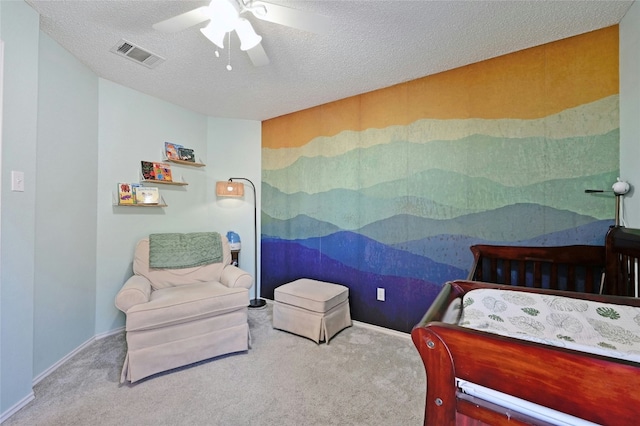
455 288 640 363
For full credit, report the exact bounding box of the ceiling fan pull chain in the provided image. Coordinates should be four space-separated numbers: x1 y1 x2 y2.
226 32 233 71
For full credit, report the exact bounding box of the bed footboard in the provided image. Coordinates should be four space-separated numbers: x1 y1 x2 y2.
412 280 640 426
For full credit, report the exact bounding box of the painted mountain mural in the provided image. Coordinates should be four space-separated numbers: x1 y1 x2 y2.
261 28 619 333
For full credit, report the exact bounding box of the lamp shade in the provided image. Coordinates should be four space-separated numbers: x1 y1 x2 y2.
200 0 240 49
236 18 262 51
208 0 239 32
216 181 244 197
200 21 227 49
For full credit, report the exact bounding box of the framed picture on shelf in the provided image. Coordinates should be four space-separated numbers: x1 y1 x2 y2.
165 142 182 160
153 162 173 181
117 182 134 204
141 160 155 180
178 147 195 162
135 187 159 204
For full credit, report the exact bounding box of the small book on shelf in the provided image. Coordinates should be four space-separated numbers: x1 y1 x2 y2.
165 142 182 160
135 187 159 204
153 162 173 181
117 183 134 204
131 183 142 202
141 161 155 180
178 147 195 162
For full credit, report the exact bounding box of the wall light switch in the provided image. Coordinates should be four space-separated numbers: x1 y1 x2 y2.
377 287 385 301
11 171 25 192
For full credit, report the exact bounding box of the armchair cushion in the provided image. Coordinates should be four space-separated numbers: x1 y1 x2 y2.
125 282 249 332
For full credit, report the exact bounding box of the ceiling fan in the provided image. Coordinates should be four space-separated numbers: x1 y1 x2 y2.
152 0 331 67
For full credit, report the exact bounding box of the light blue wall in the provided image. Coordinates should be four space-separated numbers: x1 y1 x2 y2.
620 1 640 227
95 81 261 334
207 118 262 294
0 0 39 415
96 79 210 333
1 2 261 416
33 32 99 377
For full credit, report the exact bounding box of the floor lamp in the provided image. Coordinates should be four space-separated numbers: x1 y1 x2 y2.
216 177 266 308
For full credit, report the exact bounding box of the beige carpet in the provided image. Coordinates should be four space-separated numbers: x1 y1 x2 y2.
4 303 426 425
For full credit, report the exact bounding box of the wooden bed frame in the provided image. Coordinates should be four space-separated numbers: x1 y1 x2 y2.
411 226 640 425
468 226 640 297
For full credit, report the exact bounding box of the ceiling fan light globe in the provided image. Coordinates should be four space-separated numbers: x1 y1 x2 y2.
200 22 226 49
240 34 262 51
235 18 262 51
207 0 240 33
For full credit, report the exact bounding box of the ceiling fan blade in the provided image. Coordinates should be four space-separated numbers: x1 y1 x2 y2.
250 1 331 35
152 6 211 33
246 42 270 67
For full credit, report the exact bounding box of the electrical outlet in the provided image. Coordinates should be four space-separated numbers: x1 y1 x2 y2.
377 287 385 301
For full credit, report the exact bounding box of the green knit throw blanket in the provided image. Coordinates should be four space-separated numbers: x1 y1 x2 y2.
149 232 223 269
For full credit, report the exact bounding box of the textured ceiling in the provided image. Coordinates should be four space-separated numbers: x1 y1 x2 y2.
25 0 633 121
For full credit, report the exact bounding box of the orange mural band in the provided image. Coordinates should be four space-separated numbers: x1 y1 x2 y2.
263 25 618 150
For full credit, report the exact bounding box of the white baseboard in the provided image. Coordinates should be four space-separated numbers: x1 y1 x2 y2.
31 326 124 387
95 326 124 340
2 325 124 423
0 391 34 424
32 335 96 386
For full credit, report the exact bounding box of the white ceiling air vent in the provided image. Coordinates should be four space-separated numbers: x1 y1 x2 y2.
110 39 165 69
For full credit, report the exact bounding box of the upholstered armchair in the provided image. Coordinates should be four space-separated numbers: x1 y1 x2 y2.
115 233 253 383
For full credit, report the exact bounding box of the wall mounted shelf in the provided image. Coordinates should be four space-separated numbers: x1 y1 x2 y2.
141 179 188 186
116 203 168 207
166 158 205 167
113 192 168 207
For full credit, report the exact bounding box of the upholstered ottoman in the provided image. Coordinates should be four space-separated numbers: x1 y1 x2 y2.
273 279 352 343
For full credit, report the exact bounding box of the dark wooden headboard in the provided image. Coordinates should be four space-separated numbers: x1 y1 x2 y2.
467 226 640 297
468 244 606 293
